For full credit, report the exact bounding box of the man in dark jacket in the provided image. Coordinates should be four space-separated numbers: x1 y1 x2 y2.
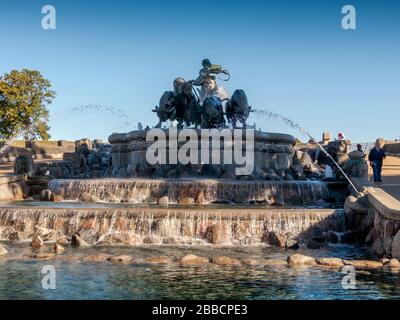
368 139 386 182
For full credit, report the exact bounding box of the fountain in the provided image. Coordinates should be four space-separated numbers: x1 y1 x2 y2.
46 128 335 206
5 62 390 300
0 63 351 248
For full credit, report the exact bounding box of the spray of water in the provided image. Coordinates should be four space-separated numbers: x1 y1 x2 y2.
52 104 135 129
1 104 135 157
253 108 359 193
0 136 17 156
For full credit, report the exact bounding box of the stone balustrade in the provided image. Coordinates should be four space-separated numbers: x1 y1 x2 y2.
366 188 400 259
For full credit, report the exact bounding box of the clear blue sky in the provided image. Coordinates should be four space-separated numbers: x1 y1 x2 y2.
0 0 399 142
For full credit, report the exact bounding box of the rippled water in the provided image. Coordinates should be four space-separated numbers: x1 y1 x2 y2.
1 244 399 300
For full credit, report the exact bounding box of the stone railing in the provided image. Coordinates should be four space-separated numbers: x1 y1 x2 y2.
349 141 400 157
0 140 75 163
344 177 400 259
366 188 400 259
384 142 400 157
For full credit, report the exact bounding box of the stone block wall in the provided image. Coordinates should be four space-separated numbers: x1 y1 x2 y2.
0 174 29 201
343 188 400 259
384 142 400 156
0 140 75 163
345 188 400 259
366 189 400 259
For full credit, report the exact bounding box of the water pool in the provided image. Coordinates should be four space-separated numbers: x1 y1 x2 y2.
0 244 399 300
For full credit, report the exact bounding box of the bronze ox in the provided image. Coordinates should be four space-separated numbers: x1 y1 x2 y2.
225 89 252 128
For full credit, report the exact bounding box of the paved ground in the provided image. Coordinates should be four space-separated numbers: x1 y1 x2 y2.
372 156 400 200
353 156 400 201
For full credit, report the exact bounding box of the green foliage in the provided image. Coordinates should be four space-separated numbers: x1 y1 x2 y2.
0 69 55 140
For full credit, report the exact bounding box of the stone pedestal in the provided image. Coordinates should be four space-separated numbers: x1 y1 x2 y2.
108 129 297 179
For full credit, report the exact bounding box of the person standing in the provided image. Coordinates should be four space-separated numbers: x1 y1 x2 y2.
368 139 386 183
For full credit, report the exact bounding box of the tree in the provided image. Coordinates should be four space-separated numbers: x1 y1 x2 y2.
0 69 56 140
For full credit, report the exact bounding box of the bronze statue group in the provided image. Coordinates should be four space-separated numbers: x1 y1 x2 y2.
153 59 252 129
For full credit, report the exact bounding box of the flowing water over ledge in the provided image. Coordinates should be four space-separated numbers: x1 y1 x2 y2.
0 203 345 245
1 244 399 300
48 178 331 205
0 202 398 299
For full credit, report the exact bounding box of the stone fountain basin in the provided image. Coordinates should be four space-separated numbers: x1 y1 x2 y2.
109 130 297 177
